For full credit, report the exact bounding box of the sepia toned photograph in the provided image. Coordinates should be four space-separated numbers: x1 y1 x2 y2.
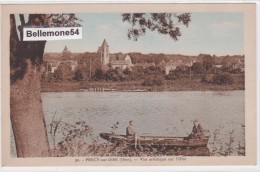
1 3 257 167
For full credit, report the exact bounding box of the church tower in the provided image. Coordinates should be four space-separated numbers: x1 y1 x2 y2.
98 39 110 65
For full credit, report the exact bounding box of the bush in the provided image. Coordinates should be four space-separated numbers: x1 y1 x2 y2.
165 70 180 80
129 66 145 80
74 69 84 81
201 73 214 83
212 72 234 85
144 66 162 75
93 69 105 80
191 62 206 74
53 62 74 81
104 69 126 81
142 76 163 86
202 55 215 70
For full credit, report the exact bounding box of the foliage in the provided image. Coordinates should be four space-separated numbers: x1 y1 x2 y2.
126 66 145 80
206 67 219 74
76 53 102 78
231 68 243 74
165 70 180 80
74 68 85 81
175 65 190 74
49 119 92 148
122 13 191 41
123 67 131 75
202 55 215 70
221 65 233 73
104 68 127 81
165 65 190 80
166 68 180 80
142 76 163 86
93 68 127 81
47 118 138 157
144 66 162 75
212 72 234 85
93 68 105 80
201 74 214 83
53 62 74 81
47 14 82 27
191 62 206 74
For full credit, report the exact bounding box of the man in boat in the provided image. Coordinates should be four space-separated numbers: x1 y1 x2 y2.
126 120 142 151
188 120 204 139
126 120 136 138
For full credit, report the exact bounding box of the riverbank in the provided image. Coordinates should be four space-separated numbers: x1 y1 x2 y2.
41 74 244 92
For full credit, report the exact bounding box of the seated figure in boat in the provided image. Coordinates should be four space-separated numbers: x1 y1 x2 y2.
188 120 204 139
126 120 143 150
126 120 136 138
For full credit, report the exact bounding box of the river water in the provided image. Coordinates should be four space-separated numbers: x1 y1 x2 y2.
39 90 245 156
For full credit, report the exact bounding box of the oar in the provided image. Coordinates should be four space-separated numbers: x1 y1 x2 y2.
139 132 159 135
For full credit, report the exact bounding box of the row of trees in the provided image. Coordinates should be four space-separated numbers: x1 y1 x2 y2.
42 54 242 86
42 63 163 82
165 55 240 85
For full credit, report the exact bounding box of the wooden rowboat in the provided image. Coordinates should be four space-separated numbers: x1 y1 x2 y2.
100 133 209 148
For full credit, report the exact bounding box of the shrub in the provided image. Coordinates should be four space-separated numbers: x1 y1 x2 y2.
202 55 215 70
201 74 214 83
191 62 206 74
165 70 180 80
142 76 163 86
53 62 74 81
212 72 234 85
74 69 84 81
104 69 127 82
144 66 162 75
93 69 105 80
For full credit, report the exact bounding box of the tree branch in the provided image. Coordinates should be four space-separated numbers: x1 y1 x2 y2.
10 14 19 42
18 14 25 41
19 14 25 25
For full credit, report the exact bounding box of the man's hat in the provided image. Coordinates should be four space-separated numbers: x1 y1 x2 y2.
129 120 133 123
193 119 198 122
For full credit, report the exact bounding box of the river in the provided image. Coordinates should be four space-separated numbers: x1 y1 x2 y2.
39 90 245 156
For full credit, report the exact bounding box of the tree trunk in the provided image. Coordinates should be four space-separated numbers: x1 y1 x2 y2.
10 60 50 157
10 14 50 157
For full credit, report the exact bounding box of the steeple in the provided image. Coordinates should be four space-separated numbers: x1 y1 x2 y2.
101 39 108 49
99 39 110 65
61 45 72 60
64 45 68 51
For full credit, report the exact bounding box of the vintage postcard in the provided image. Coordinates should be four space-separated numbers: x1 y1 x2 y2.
1 3 257 167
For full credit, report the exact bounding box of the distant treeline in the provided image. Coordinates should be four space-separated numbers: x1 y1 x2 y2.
44 52 244 65
42 53 244 86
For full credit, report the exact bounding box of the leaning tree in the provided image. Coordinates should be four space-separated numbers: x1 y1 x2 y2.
10 14 81 157
10 12 190 157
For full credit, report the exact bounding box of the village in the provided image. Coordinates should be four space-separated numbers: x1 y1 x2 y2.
42 39 245 92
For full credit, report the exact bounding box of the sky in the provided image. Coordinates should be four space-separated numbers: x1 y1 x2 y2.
34 12 244 56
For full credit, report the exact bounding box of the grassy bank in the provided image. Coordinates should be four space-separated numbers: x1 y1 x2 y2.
41 74 244 92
